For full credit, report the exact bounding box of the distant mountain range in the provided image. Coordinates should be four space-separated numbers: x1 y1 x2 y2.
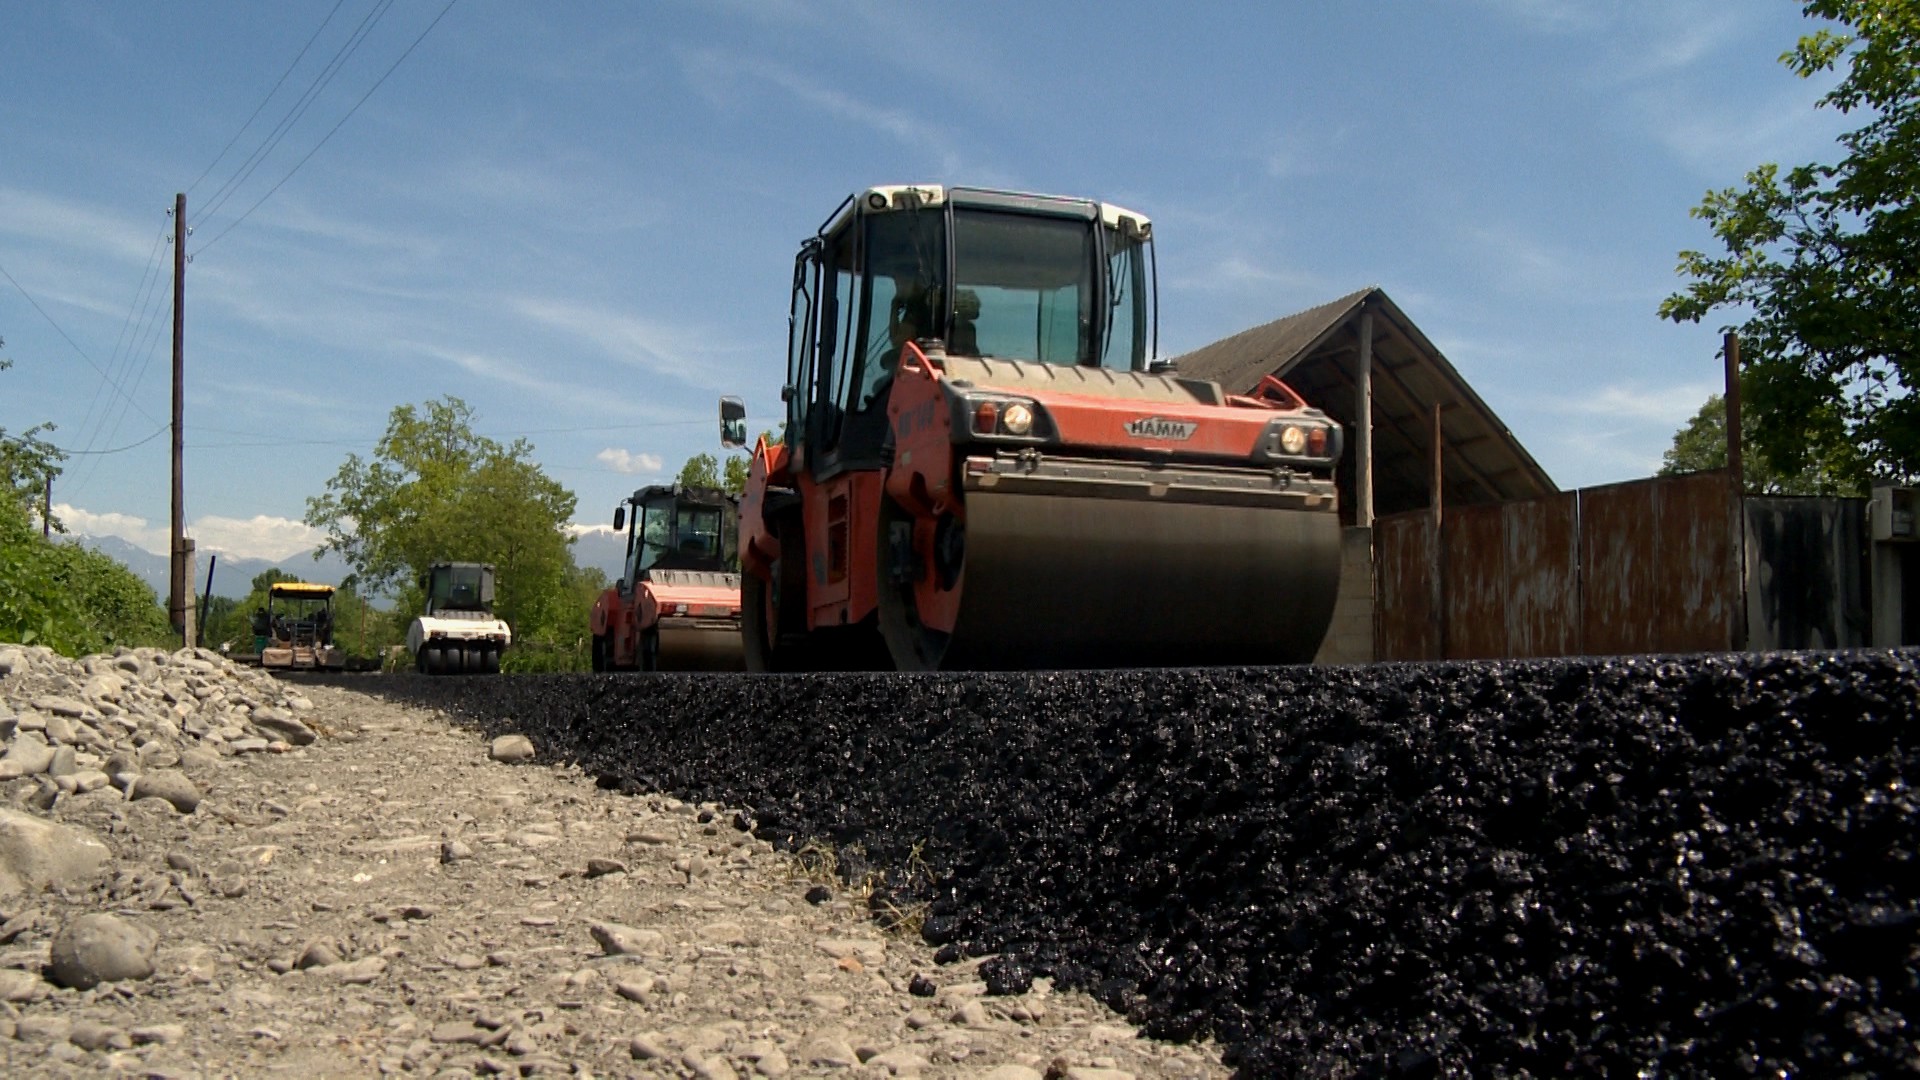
70 528 635 603
69 534 359 602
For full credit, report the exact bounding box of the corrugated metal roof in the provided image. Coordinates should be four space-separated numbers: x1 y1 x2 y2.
1173 287 1555 520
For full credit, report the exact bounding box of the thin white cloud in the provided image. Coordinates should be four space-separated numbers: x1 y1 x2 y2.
0 187 164 264
53 504 167 554
53 504 323 561
1538 380 1719 425
596 448 664 475
189 514 321 561
677 46 968 173
565 521 621 537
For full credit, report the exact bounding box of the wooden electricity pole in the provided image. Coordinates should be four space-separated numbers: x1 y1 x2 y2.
169 192 190 645
1724 331 1743 494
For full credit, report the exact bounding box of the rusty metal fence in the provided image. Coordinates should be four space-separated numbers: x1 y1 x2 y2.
1374 471 1745 660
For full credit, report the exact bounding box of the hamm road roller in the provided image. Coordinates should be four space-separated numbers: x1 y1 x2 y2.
727 184 1344 671
589 483 745 671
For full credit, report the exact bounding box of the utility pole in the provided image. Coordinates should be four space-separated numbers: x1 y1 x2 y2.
42 473 51 540
169 192 191 646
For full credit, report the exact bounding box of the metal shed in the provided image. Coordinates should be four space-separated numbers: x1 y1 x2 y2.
1172 286 1556 525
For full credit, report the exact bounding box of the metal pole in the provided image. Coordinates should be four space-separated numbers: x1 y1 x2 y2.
1431 402 1445 659
1724 331 1749 652
170 192 187 642
1723 331 1743 493
42 473 51 539
1355 308 1375 528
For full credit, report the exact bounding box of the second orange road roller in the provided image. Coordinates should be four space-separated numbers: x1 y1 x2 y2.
589 484 745 672
725 184 1344 672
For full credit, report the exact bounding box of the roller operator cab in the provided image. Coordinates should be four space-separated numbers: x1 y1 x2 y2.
406 562 511 675
732 184 1345 671
588 484 745 671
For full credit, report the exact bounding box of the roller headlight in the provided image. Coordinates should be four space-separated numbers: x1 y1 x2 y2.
1001 402 1034 436
1279 425 1308 455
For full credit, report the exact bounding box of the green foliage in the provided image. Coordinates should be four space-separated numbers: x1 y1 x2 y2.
678 451 750 495
1662 1 1920 490
0 357 67 530
305 396 592 669
0 496 172 653
1659 393 1854 494
677 453 721 489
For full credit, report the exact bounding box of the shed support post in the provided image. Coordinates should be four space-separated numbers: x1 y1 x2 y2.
1355 308 1374 528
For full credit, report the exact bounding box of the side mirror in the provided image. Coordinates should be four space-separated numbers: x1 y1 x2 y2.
613 506 626 532
720 396 747 449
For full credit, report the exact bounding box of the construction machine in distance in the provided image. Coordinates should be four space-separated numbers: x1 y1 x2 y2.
725 184 1345 672
406 562 511 675
258 581 345 671
589 484 745 671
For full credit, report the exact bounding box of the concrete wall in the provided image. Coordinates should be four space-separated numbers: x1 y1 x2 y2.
1314 526 1375 664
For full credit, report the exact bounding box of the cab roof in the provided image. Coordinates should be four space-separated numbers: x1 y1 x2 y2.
822 185 1151 239
268 582 334 597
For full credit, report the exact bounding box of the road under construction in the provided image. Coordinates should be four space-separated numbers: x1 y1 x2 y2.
355 647 1920 1076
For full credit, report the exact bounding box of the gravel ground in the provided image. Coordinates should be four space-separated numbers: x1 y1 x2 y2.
0 651 1227 1079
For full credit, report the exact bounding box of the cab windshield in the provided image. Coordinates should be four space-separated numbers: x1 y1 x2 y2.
637 498 735 572
951 208 1151 371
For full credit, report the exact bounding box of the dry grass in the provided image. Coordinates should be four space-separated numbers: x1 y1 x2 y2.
782 838 932 940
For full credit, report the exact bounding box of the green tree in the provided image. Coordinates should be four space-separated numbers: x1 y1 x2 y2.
1658 393 1846 494
677 451 751 494
1 496 171 653
305 397 584 658
1661 1 1920 491
0 356 66 529
677 453 721 489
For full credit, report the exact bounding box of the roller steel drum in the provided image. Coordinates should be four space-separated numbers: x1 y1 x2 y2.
882 483 1342 670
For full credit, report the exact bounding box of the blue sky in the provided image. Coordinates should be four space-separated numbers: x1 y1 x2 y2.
2 1 1847 561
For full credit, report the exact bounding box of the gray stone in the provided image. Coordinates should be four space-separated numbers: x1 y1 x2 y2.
296 940 342 969
130 1023 186 1046
0 731 56 776
30 696 87 719
128 770 203 814
0 806 111 898
324 956 387 983
82 673 125 704
68 1019 132 1052
490 735 535 764
43 713 77 744
0 966 45 1002
229 737 270 754
47 913 158 989
251 708 317 746
629 1035 671 1061
588 921 666 957
47 745 76 777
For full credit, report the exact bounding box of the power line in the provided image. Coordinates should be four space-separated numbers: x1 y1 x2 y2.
194 0 460 255
185 0 350 198
0 257 163 427
192 0 400 229
0 424 167 457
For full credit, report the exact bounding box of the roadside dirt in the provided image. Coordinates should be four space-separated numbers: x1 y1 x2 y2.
2 679 1227 1079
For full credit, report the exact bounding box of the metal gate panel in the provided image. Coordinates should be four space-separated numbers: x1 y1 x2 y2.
1441 502 1506 659
1499 492 1581 658
1440 494 1579 660
1374 511 1439 661
1580 471 1739 655
1744 497 1869 650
